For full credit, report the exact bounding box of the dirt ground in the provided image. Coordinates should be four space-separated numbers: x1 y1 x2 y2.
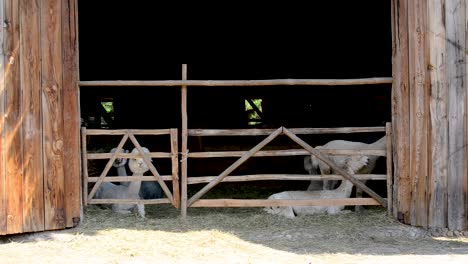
1 205 467 264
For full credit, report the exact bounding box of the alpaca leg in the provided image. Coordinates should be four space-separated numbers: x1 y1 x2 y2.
136 204 146 218
355 186 364 212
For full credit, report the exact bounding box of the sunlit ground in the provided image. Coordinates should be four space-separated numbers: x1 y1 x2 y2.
1 205 467 264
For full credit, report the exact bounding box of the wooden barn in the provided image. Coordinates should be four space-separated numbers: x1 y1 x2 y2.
0 0 467 235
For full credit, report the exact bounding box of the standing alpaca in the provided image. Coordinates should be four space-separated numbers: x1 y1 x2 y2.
265 155 368 218
304 136 386 209
95 147 151 218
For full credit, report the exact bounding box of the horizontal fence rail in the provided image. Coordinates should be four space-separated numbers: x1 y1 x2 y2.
79 77 393 87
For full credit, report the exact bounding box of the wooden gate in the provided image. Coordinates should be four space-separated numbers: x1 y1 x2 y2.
81 128 180 208
183 124 393 214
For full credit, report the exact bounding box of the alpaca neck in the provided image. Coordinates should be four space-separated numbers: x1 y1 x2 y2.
128 172 143 195
336 179 354 198
116 166 127 176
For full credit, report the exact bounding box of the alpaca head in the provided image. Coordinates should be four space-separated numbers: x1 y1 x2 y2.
110 148 129 168
128 147 152 174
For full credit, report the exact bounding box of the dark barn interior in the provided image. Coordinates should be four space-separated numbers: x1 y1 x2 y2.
78 2 392 199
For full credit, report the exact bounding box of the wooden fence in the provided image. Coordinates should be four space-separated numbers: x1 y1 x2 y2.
182 124 393 215
81 128 180 208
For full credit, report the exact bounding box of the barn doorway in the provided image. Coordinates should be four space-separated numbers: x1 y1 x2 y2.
77 2 392 214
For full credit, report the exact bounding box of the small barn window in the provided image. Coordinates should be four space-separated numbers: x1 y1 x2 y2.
245 98 263 127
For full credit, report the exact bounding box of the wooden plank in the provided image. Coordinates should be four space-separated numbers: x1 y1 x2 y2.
87 152 172 159
189 127 385 136
191 198 381 208
391 0 411 223
81 127 88 206
187 127 283 207
427 0 448 229
85 129 172 136
188 149 386 158
79 77 393 87
181 64 188 218
0 0 6 235
62 0 80 228
187 174 387 184
41 0 66 230
446 0 467 231
283 127 387 207
408 0 429 228
4 0 23 234
386 123 393 216
465 0 468 231
87 175 173 182
170 129 180 208
19 0 44 233
88 198 171 205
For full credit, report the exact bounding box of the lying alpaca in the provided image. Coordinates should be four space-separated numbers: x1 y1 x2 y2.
304 136 386 196
112 147 162 199
95 147 151 218
265 155 368 218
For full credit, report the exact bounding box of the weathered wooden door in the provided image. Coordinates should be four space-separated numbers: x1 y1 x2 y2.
0 0 80 235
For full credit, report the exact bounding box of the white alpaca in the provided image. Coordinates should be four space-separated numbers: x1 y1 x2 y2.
265 156 368 218
112 147 163 200
303 155 323 191
111 148 129 182
95 147 151 218
304 136 386 197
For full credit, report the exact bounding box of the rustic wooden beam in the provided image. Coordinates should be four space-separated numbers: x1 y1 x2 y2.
188 127 385 136
4 0 23 234
88 198 171 205
187 127 283 207
87 152 172 159
386 123 394 216
408 0 429 228
282 127 387 207
427 0 448 229
62 0 80 228
446 0 467 231
85 129 172 135
0 0 6 235
128 134 174 204
191 198 381 208
79 77 393 87
181 64 188 218
188 149 386 158
81 127 89 206
391 0 411 222
187 174 387 184
87 175 173 182
170 129 180 208
20 0 44 233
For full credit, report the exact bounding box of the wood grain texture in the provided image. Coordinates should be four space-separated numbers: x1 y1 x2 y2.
428 0 448 229
391 0 411 223
446 0 467 231
41 0 66 230
19 0 44 233
4 0 23 234
408 0 429 228
62 0 80 228
0 0 6 235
